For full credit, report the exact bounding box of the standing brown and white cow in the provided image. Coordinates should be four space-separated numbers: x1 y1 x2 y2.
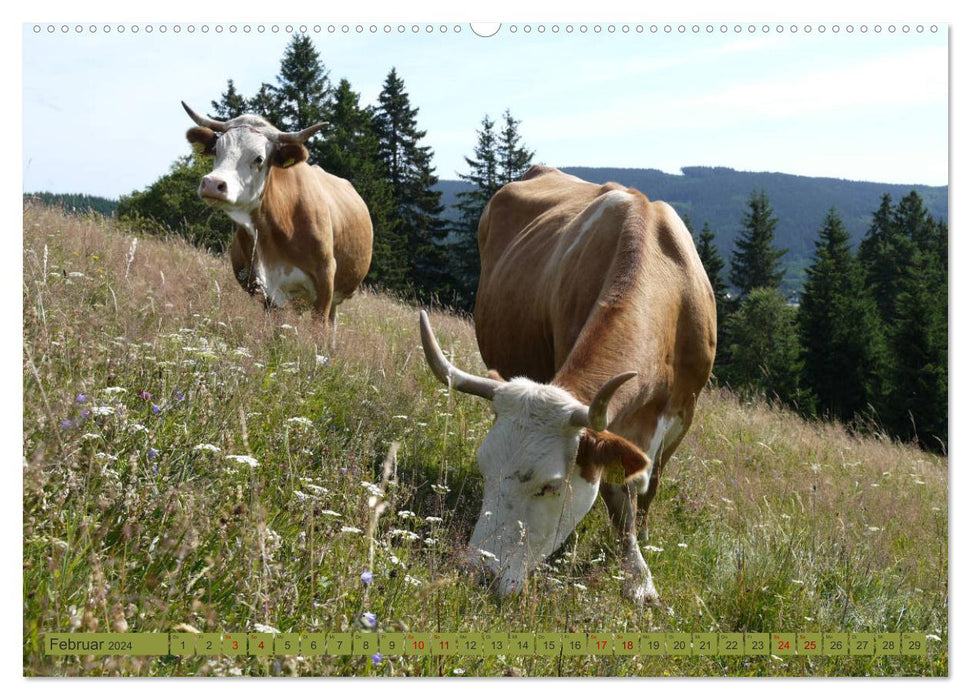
183 102 373 325
420 166 716 604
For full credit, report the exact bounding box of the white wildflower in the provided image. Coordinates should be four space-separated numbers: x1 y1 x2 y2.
80 433 102 441
425 516 444 524
193 444 222 453
293 491 312 502
127 423 148 433
341 526 363 534
867 526 882 532
388 529 421 541
90 406 115 416
643 544 664 553
280 324 296 331
360 481 384 498
677 542 689 549
95 452 118 462
287 417 314 428
397 510 417 519
573 583 587 591
404 575 422 586
315 355 330 366
253 623 280 634
302 484 329 495
453 668 465 675
423 538 438 546
101 387 127 395
431 483 450 495
319 510 342 518
226 455 259 467
392 415 409 420
233 348 252 358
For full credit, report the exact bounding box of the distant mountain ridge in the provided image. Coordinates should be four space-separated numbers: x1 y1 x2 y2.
435 166 948 294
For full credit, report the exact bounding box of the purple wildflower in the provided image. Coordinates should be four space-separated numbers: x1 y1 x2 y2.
151 404 161 415
148 448 159 460
139 390 152 401
361 612 377 629
370 653 383 665
361 570 373 585
80 409 90 420
60 419 75 430
173 390 185 403
76 393 87 404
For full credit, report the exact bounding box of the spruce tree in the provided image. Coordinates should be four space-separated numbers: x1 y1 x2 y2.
274 34 332 134
721 287 804 408
211 79 249 119
373 68 449 301
248 83 285 125
695 221 729 378
730 190 787 296
319 79 403 290
451 114 501 310
858 193 915 327
497 109 534 183
797 208 885 422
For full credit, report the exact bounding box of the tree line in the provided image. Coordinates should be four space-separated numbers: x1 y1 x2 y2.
696 189 947 452
116 34 947 452
117 35 530 310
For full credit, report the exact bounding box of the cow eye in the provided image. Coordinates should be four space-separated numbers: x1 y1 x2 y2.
254 156 264 168
534 481 561 498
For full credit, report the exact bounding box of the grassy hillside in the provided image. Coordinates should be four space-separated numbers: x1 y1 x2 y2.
22 204 947 677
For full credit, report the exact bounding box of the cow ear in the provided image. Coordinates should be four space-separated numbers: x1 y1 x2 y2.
576 429 649 492
272 143 309 169
186 127 217 156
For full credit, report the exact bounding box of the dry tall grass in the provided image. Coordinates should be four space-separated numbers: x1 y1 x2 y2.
22 203 947 677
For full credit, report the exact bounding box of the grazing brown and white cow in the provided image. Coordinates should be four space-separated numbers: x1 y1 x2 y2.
420 165 716 604
183 102 373 324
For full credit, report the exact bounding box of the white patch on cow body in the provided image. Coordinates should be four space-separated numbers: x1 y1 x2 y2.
643 415 683 487
564 190 632 256
260 263 317 307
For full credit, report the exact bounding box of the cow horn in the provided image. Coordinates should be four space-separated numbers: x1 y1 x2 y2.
274 122 329 144
182 101 229 132
569 371 638 431
419 310 501 401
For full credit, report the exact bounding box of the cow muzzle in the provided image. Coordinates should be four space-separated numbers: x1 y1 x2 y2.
199 175 230 202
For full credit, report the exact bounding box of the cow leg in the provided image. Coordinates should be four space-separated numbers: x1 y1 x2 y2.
313 257 337 326
600 482 659 605
636 411 691 543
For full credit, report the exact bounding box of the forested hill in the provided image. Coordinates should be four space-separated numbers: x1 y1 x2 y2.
436 166 948 293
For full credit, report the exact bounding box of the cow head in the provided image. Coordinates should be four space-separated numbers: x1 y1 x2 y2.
419 311 649 595
182 101 327 218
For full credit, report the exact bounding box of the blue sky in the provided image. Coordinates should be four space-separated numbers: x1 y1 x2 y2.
22 22 947 198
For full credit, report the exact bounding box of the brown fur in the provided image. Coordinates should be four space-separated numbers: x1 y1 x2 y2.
229 162 373 322
473 166 717 540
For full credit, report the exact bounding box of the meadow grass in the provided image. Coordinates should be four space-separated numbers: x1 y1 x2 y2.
22 203 947 676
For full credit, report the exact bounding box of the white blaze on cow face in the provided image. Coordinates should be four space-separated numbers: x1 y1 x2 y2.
467 378 599 594
199 125 275 216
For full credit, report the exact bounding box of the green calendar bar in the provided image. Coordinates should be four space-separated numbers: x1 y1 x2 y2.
901 633 926 656
589 632 613 655
772 633 797 656
718 633 744 656
667 633 692 656
378 633 406 655
248 633 273 657
353 633 379 656
798 633 822 656
561 633 588 656
535 633 562 656
430 632 460 656
43 633 169 656
824 633 849 656
327 633 354 656
274 634 300 655
403 633 430 655
302 633 326 656
38 631 935 657
197 633 221 656
482 632 509 656
692 633 718 656
850 633 876 656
